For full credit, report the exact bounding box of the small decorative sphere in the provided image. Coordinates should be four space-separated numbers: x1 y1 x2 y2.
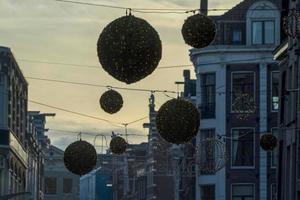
156 99 200 144
64 140 97 176
260 134 278 151
97 15 162 84
100 90 123 114
110 136 127 155
181 14 216 49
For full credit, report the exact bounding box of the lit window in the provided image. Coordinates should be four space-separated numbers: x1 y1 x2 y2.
252 21 275 45
232 184 254 200
271 72 279 111
231 129 255 167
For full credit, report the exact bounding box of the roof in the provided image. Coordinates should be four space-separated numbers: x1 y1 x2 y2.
220 0 282 20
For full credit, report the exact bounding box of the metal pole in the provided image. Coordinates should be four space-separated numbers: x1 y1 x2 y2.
200 0 208 15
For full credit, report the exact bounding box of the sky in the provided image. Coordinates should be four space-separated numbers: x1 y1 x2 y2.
0 0 241 151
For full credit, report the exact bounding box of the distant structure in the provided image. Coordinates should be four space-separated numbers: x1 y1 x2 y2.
80 167 113 200
190 0 281 199
43 145 80 200
273 0 300 199
0 46 29 198
143 94 175 200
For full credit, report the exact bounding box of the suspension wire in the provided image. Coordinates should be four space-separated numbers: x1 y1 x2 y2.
26 77 177 94
51 0 289 13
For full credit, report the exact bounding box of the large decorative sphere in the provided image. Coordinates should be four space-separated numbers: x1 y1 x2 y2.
260 134 278 151
181 14 216 49
110 136 127 155
100 90 123 114
97 15 162 84
64 140 97 176
156 99 200 144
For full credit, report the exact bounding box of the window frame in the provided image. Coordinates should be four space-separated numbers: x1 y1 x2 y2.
270 71 280 112
63 178 73 194
271 127 279 168
231 71 256 113
199 129 216 175
251 20 275 45
200 72 216 119
200 184 215 200
231 183 255 200
44 177 57 195
231 127 256 169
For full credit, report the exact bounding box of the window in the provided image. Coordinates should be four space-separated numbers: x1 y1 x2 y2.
231 128 255 167
252 21 275 45
201 185 215 200
63 178 73 193
200 73 216 119
231 72 255 112
233 29 242 44
200 129 215 174
271 128 279 168
45 177 57 194
271 72 279 111
271 184 276 200
232 184 254 200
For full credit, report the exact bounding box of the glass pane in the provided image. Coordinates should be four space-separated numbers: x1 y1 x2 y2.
272 128 279 167
201 185 215 200
232 129 254 166
200 130 215 175
233 30 242 43
252 22 262 44
232 185 254 199
271 72 279 111
201 73 216 118
265 21 275 44
232 72 255 112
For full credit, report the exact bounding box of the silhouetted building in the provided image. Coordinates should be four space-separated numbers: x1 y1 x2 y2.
273 0 300 199
43 145 79 200
0 46 28 198
191 0 281 199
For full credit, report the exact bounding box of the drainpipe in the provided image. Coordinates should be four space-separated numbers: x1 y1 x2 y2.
200 0 208 15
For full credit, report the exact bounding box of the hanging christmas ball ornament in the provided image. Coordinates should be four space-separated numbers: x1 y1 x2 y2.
110 136 127 155
97 15 162 84
156 99 200 144
100 89 123 114
260 134 278 151
181 13 216 49
64 140 97 176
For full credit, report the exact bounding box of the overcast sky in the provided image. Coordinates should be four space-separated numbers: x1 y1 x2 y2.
0 0 240 151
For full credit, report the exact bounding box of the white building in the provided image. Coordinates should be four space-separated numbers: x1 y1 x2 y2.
191 0 282 199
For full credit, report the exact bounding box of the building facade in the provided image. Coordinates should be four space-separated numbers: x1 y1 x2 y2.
0 46 29 199
273 0 300 199
191 0 281 199
43 145 80 200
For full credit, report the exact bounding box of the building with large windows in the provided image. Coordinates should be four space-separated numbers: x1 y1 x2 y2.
0 46 29 198
43 145 80 200
273 0 300 199
191 0 282 199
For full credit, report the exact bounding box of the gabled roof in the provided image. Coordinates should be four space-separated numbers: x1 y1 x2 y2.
220 0 282 20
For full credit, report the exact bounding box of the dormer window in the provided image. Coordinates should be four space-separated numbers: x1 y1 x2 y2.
252 20 275 45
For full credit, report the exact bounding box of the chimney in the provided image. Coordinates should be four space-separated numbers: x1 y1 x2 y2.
200 0 208 16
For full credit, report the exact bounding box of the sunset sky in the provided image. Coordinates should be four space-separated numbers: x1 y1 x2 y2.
0 0 241 151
